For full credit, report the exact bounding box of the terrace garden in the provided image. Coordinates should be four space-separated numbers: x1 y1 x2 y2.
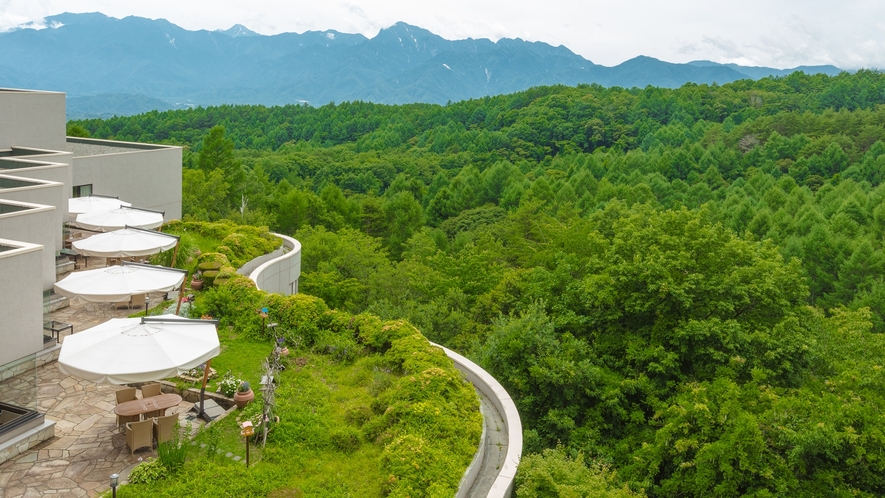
119 222 482 497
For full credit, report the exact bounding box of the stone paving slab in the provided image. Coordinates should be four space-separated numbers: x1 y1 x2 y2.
0 259 197 498
0 360 197 498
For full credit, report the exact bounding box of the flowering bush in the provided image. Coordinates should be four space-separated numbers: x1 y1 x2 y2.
217 372 244 397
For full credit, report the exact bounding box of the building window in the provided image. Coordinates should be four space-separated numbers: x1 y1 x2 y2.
72 184 92 198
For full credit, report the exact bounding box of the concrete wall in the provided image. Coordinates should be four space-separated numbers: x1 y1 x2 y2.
248 234 301 295
0 175 65 251
437 344 522 498
69 139 182 219
0 201 58 290
0 89 66 152
0 158 72 213
0 239 44 366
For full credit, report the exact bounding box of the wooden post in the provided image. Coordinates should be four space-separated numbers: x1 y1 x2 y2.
174 285 184 316
169 240 181 269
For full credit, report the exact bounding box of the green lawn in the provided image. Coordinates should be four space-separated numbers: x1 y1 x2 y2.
117 336 400 497
116 221 480 497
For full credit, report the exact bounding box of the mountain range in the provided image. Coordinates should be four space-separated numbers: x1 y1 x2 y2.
0 13 842 119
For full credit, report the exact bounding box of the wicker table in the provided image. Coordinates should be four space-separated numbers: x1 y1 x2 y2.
113 393 182 418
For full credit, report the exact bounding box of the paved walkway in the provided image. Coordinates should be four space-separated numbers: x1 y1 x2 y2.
0 363 196 498
0 259 194 498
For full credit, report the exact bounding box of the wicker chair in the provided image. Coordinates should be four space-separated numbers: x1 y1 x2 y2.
153 414 178 444
115 387 139 428
141 383 164 418
130 293 146 311
142 383 162 397
125 419 153 454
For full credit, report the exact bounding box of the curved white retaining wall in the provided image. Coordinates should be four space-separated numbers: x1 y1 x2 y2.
247 233 301 295
435 343 522 498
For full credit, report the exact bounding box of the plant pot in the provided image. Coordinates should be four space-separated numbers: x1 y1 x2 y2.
279 347 289 357
191 279 204 291
233 388 254 409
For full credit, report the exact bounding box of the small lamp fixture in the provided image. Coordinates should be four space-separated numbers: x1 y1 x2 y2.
241 421 255 468
110 473 119 498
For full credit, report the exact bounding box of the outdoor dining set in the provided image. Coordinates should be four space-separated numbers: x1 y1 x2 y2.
114 384 183 454
47 195 223 456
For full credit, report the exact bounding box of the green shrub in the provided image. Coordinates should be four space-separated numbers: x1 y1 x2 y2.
149 232 197 269
193 279 263 334
197 252 230 267
344 405 373 427
198 261 223 272
313 329 360 363
387 333 451 374
217 273 257 290
381 434 465 498
264 293 329 344
330 426 362 453
515 447 644 497
202 270 220 286
345 317 415 352
213 267 237 287
128 457 168 484
157 432 189 473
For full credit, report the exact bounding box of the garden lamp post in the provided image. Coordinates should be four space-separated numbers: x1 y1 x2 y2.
110 473 119 498
241 421 255 468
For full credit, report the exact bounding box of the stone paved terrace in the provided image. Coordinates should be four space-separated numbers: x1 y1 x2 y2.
0 258 198 497
0 363 196 497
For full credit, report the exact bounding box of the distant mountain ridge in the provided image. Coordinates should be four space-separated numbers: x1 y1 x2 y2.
0 13 842 118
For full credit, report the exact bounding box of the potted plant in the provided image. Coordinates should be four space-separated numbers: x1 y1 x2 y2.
233 381 254 409
276 337 289 357
190 271 204 291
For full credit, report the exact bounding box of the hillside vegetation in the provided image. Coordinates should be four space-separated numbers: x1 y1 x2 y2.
74 70 885 496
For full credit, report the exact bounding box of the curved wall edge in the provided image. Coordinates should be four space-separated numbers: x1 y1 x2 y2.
247 233 301 295
433 342 522 498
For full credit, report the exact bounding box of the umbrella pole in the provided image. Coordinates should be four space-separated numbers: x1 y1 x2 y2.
198 358 212 420
174 285 184 316
169 240 181 269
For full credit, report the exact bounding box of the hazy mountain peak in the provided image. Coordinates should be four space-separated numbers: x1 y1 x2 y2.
0 12 843 118
375 22 441 44
42 12 115 27
217 24 259 38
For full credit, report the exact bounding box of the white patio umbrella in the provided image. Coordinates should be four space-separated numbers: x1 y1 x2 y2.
75 206 164 232
54 262 186 303
57 315 220 385
72 227 179 258
68 195 131 218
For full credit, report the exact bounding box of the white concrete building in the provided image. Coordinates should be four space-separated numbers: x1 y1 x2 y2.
0 88 182 448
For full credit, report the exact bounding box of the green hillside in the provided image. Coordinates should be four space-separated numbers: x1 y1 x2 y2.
74 69 885 496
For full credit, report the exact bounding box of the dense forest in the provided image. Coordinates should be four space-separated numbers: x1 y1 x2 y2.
72 70 885 496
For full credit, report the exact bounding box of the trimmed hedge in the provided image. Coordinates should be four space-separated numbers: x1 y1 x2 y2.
164 219 279 268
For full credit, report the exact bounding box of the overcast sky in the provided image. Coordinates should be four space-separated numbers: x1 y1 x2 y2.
1 0 882 69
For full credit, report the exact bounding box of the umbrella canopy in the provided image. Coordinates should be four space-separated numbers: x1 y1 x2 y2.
57 315 220 384
54 262 186 303
75 206 164 232
72 227 179 258
68 195 131 217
